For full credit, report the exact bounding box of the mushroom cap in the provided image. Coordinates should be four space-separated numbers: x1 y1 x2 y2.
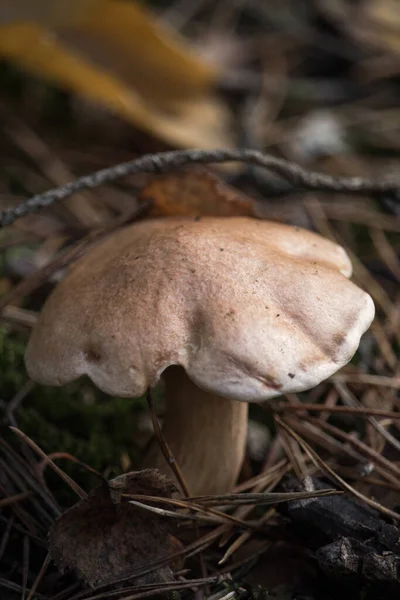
25 217 374 401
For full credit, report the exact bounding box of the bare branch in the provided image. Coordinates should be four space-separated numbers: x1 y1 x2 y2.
1 148 399 228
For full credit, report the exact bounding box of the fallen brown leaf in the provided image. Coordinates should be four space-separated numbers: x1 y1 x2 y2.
140 169 257 218
48 469 184 588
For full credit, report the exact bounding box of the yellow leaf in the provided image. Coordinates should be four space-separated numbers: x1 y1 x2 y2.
0 1 233 148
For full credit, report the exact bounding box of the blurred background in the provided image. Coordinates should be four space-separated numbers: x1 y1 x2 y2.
0 1 400 599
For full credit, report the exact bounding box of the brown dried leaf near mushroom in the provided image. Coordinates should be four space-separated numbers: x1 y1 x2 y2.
48 469 184 587
139 169 256 218
25 216 375 495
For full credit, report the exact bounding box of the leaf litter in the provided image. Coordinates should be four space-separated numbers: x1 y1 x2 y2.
1 1 400 598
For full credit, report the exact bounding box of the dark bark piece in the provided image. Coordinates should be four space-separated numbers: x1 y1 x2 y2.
316 538 361 578
318 538 400 584
362 551 400 583
282 475 398 549
280 476 400 589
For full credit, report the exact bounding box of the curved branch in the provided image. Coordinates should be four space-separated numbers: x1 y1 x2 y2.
1 148 399 228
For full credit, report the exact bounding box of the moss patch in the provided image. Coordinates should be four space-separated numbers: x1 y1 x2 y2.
0 327 149 492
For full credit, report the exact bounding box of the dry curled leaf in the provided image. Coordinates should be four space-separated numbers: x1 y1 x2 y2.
140 169 256 218
49 469 183 588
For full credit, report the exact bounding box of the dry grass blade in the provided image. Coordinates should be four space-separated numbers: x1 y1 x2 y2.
370 226 400 283
278 425 308 480
10 427 87 500
5 380 36 427
218 508 275 565
281 416 365 465
65 575 227 600
218 472 286 549
146 389 190 497
369 319 398 369
0 436 60 524
334 380 400 455
307 416 400 484
332 373 400 389
128 499 225 524
0 578 46 600
0 203 150 313
145 391 208 584
36 452 103 481
1 306 38 328
278 402 400 419
276 415 400 521
22 534 29 600
0 237 95 313
3 111 111 228
123 494 253 528
189 488 341 506
0 516 14 563
234 459 289 493
323 202 400 231
0 491 33 508
26 553 51 600
337 469 400 492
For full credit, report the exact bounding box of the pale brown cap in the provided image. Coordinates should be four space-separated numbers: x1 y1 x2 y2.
25 217 374 401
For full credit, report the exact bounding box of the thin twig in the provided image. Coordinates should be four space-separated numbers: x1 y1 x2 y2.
128 499 224 524
189 488 341 506
0 516 14 563
1 148 399 228
146 389 190 497
146 389 209 584
26 552 51 600
0 491 33 508
278 402 400 419
123 493 252 528
307 417 400 482
218 508 275 565
332 372 400 389
67 575 227 600
0 202 151 313
1 306 38 328
276 415 400 521
5 380 36 427
21 535 29 600
10 428 87 500
36 452 103 481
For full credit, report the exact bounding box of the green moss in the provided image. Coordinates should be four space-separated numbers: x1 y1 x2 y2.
0 327 151 492
0 326 26 395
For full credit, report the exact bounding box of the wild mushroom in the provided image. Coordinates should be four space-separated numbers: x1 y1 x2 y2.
25 217 374 495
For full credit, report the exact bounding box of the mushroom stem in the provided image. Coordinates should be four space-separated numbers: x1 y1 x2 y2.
143 366 248 496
